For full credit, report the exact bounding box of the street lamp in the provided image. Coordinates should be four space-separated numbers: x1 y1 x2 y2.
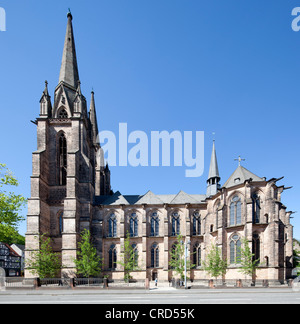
184 240 191 289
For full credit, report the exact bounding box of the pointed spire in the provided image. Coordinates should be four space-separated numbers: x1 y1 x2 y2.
76 80 82 96
89 90 100 146
206 140 221 197
58 11 79 89
208 140 220 181
43 80 49 96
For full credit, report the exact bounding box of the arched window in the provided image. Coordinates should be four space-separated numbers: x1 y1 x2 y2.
58 211 63 234
170 243 181 269
230 196 242 226
192 212 201 236
58 108 68 118
252 233 260 263
171 212 180 236
58 133 67 186
230 234 241 264
215 203 220 229
252 193 261 224
130 213 138 237
108 214 117 238
193 243 201 268
109 244 117 270
265 256 269 267
150 212 159 237
151 243 159 268
132 244 139 268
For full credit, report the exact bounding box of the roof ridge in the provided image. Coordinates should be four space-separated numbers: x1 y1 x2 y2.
170 190 199 204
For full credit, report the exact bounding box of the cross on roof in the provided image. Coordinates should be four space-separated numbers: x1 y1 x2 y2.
234 155 245 166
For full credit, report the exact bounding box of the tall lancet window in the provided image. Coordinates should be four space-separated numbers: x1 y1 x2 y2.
252 193 261 224
59 133 67 186
130 213 138 237
172 213 180 236
192 211 201 236
150 212 159 237
230 196 242 226
108 214 117 238
58 211 64 235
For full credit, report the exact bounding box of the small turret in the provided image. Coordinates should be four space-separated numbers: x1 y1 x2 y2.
39 80 52 118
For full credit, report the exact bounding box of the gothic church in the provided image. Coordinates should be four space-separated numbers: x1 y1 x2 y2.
25 13 294 283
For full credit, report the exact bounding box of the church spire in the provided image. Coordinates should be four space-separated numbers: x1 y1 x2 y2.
206 140 221 197
58 10 79 89
89 90 100 146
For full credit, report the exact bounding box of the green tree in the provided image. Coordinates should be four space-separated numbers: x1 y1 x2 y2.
0 164 27 244
293 239 300 276
238 237 259 279
26 234 61 279
169 234 194 280
74 229 102 278
203 243 227 280
117 232 140 282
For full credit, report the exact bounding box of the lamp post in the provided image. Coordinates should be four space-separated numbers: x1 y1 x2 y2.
184 240 191 289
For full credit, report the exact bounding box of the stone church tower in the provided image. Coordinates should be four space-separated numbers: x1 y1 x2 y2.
25 12 111 277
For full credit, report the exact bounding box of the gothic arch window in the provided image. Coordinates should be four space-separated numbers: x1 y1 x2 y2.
252 193 261 224
265 256 269 267
132 244 139 268
108 213 117 238
230 196 242 226
58 133 67 186
215 202 220 229
129 213 138 237
109 244 117 270
171 212 180 236
58 211 63 235
151 243 159 268
265 214 269 224
58 108 68 118
150 212 159 237
192 211 201 236
193 243 201 268
252 233 260 264
170 243 179 269
230 234 241 264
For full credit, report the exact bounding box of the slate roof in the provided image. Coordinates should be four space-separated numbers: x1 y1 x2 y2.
95 190 206 206
222 165 265 189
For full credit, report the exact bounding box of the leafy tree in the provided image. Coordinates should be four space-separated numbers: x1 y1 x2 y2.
0 224 25 245
293 239 300 276
26 234 61 279
169 234 194 280
117 232 140 282
203 243 227 280
0 164 26 244
74 229 102 278
238 237 259 278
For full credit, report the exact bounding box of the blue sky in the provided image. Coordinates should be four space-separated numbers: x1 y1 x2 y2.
0 0 300 239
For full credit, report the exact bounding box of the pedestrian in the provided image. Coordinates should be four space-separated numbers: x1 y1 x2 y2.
155 278 158 287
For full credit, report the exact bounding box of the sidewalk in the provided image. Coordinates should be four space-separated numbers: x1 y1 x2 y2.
0 286 292 296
